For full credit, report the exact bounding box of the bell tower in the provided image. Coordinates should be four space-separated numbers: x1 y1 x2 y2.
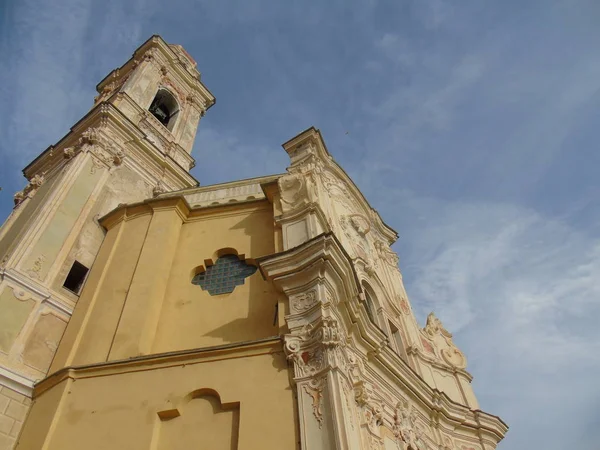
0 35 213 449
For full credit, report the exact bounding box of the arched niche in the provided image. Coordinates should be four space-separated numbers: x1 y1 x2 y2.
361 281 380 327
154 388 240 450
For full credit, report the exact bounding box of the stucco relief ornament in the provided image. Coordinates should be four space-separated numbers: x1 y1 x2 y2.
63 146 77 159
152 181 168 197
289 345 325 378
12 289 28 301
394 400 427 450
355 381 383 438
143 47 158 62
278 173 308 212
423 313 467 369
29 174 44 190
340 213 374 262
112 148 125 166
424 312 452 339
284 324 323 377
90 149 115 174
14 173 45 206
27 254 46 280
398 296 411 315
13 190 26 207
318 317 344 348
302 377 326 428
375 240 400 269
79 128 100 147
291 290 318 313
349 213 371 236
441 346 467 369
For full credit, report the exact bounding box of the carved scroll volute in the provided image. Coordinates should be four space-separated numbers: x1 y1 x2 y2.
278 156 323 215
422 312 467 370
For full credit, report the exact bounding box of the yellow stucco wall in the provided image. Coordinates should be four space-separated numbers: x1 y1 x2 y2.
50 198 278 370
18 341 297 450
20 196 296 450
152 200 278 353
0 288 35 355
0 169 63 263
50 211 152 370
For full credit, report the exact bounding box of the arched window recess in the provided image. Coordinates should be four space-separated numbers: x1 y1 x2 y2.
360 282 379 327
149 88 180 131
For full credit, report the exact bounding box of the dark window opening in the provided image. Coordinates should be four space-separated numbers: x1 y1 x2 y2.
63 261 89 294
149 89 179 131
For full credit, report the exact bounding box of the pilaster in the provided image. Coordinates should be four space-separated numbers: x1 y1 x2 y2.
109 198 188 360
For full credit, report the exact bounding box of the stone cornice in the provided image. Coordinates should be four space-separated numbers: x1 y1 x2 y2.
98 193 272 231
34 337 282 399
0 366 34 397
22 102 198 190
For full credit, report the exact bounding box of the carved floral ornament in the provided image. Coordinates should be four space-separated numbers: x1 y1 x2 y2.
291 290 319 313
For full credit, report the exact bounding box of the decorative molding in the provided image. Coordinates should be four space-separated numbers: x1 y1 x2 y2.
0 366 34 397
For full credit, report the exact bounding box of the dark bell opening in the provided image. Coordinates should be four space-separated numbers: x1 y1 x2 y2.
149 99 170 126
148 89 178 129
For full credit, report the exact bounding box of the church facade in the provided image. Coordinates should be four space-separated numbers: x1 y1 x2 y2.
0 36 507 450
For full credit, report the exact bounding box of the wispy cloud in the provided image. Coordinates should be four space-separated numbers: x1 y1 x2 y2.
384 190 600 446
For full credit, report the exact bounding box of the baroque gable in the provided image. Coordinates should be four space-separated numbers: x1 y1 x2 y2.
276 128 407 315
262 127 506 450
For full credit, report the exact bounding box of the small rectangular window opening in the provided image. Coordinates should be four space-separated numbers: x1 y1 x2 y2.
63 261 89 294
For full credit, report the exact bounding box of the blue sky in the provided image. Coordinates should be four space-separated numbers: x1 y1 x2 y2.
1 0 599 448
